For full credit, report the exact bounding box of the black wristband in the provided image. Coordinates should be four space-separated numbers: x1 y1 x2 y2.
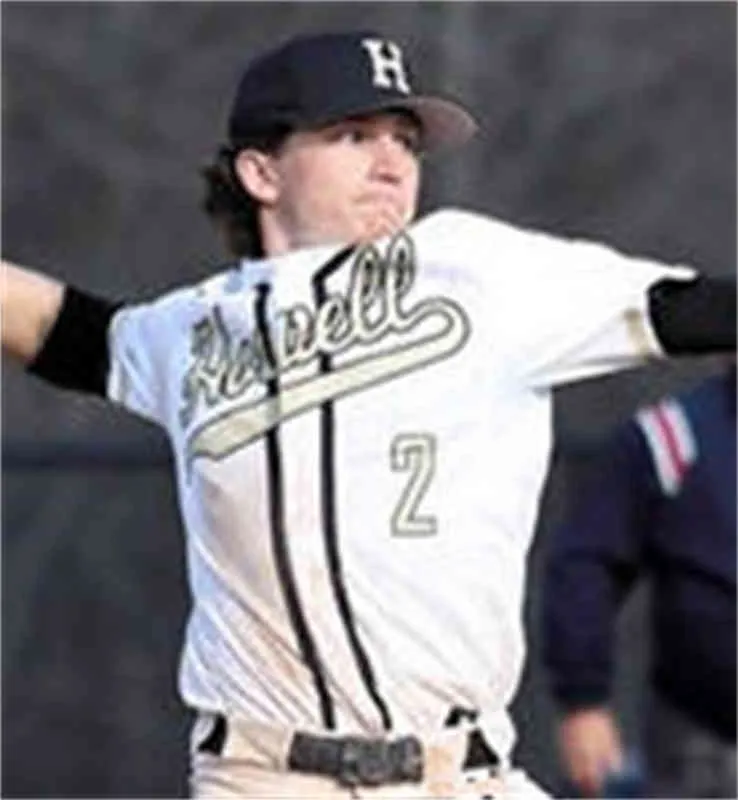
648 276 736 355
27 285 123 395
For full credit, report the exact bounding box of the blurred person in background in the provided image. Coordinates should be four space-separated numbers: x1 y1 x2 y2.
542 364 736 798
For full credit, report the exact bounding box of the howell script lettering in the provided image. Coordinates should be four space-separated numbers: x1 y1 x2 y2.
180 233 470 471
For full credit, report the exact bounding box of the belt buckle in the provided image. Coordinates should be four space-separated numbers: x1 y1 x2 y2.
337 736 423 787
337 737 389 787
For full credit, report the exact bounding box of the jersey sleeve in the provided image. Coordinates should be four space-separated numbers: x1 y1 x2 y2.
106 292 185 428
501 232 696 389
422 209 698 390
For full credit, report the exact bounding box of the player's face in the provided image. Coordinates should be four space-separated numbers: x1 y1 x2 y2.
259 111 422 253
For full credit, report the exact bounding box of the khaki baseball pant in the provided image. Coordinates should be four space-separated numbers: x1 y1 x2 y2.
188 713 550 799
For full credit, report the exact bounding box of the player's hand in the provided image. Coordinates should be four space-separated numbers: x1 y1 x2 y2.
557 707 624 797
357 196 409 243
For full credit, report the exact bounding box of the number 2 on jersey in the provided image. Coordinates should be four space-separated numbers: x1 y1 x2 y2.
390 433 438 536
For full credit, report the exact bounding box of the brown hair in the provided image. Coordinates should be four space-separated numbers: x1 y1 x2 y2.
200 129 290 259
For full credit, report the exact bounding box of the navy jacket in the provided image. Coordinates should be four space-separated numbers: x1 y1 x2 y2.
542 369 736 741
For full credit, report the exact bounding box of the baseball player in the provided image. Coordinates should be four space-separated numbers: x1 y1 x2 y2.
2 32 735 799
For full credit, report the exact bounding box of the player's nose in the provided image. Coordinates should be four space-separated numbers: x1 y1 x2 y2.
369 134 411 183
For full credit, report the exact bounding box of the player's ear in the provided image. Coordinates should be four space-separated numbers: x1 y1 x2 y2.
233 149 280 206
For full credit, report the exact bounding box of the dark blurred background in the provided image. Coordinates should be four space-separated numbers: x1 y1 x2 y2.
2 2 735 797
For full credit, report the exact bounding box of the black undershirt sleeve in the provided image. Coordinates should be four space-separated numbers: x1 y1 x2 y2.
648 275 736 355
26 285 124 396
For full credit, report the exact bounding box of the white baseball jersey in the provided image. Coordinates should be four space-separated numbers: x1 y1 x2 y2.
106 207 694 760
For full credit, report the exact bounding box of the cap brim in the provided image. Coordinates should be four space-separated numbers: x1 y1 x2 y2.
306 95 479 152
392 95 479 151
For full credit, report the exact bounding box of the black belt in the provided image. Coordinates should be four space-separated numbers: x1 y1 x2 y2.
198 713 500 787
287 731 423 786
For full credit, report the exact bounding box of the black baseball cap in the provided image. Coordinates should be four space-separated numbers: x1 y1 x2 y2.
227 31 478 151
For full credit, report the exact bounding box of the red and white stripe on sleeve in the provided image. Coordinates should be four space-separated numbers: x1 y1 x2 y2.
636 398 698 496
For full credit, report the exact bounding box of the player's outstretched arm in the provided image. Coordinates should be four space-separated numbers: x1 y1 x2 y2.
649 275 736 355
1 260 65 365
2 259 122 396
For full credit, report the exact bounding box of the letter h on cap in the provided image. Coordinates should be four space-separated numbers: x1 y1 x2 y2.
360 39 412 95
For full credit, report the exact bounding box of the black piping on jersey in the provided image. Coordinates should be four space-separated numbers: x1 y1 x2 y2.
312 248 394 732
254 282 336 729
